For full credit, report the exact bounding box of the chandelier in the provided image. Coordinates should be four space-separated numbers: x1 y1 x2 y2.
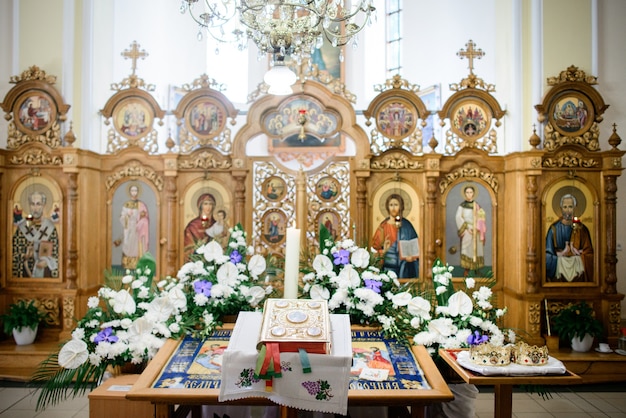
179 0 376 60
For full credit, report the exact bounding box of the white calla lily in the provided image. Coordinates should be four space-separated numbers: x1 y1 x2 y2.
58 339 89 369
312 254 334 274
447 290 474 317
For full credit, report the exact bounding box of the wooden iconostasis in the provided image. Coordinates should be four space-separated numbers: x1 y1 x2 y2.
0 65 624 346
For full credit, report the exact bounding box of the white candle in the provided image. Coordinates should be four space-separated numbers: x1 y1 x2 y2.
284 226 301 299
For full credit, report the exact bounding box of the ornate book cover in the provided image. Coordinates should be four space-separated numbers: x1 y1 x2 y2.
258 298 331 355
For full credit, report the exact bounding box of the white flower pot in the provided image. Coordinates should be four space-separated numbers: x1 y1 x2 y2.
571 333 594 352
12 325 38 345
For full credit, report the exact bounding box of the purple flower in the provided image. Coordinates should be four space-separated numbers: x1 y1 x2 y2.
364 279 382 294
230 250 243 264
94 327 119 344
467 330 489 346
194 280 213 297
332 249 350 266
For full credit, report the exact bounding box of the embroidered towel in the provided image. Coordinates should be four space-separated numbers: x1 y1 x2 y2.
219 311 351 415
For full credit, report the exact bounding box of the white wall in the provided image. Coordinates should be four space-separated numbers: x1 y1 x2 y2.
597 0 626 311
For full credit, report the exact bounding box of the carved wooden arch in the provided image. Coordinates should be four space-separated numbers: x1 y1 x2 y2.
232 79 369 162
104 155 165 192
535 66 609 152
100 87 166 154
172 74 239 155
0 66 71 149
363 75 429 153
438 87 506 154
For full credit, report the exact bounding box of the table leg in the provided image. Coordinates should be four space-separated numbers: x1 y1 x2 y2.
279 405 298 418
493 384 513 418
410 404 425 418
154 402 170 418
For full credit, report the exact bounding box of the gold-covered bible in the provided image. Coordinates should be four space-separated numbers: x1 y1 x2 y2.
258 298 331 355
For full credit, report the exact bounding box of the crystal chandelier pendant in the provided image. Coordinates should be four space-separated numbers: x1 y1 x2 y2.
180 0 376 60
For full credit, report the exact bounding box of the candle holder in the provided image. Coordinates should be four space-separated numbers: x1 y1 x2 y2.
297 109 307 141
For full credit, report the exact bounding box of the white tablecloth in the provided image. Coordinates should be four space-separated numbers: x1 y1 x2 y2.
219 312 352 415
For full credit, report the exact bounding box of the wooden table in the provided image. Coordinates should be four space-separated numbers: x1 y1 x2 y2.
125 337 453 418
438 349 581 418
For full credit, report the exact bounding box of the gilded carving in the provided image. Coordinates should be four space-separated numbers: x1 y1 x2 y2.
612 157 622 168
438 165 498 194
10 149 62 165
178 150 232 170
609 302 621 336
528 302 541 333
38 297 60 327
542 150 599 168
63 295 76 331
9 65 57 84
179 127 233 154
64 154 76 166
373 74 420 93
251 162 296 252
7 121 63 149
443 127 498 155
106 128 159 154
306 162 351 242
105 161 164 191
543 122 600 152
546 65 598 86
427 159 440 170
370 152 424 170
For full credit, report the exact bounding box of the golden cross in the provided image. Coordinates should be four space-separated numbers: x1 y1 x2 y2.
121 41 148 75
457 39 484 74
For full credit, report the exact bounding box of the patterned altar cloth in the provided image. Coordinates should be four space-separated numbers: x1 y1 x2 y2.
219 312 352 415
152 313 432 415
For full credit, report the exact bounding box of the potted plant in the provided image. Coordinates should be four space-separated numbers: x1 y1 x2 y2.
1 299 45 345
552 301 603 352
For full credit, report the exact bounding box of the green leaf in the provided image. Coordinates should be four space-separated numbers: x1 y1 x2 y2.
136 252 156 279
31 349 107 411
319 223 332 253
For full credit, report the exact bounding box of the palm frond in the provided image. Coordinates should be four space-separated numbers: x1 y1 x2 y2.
31 350 107 411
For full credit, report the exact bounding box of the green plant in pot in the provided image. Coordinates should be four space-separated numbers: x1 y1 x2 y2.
1 299 46 345
552 301 602 352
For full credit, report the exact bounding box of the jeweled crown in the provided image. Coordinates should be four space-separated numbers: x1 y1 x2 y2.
512 341 549 366
468 342 511 366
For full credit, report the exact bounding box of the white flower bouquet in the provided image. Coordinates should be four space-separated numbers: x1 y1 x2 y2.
413 258 514 354
33 223 275 410
172 223 275 339
33 252 185 410
301 225 432 341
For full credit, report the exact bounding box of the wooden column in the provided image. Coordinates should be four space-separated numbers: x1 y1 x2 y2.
164 176 178 277
603 174 618 294
425 176 438 275
65 172 78 289
233 172 247 227
356 176 367 245
525 174 538 294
